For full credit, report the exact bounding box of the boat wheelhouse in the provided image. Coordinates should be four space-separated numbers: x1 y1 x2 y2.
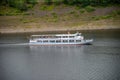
29 32 93 45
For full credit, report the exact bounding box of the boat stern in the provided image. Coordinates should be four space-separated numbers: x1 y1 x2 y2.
83 39 93 45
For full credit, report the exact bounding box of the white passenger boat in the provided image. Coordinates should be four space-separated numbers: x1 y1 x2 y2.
29 32 93 45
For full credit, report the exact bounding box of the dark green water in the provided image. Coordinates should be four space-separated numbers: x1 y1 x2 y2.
0 30 120 80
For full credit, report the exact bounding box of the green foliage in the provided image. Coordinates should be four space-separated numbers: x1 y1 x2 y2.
45 0 52 5
39 5 47 10
69 11 76 14
50 18 58 22
51 12 57 18
40 5 55 11
0 0 37 11
7 0 27 11
111 10 120 16
46 17 58 22
20 18 35 23
92 15 112 20
85 6 95 12
45 12 58 22
101 15 112 19
27 4 34 9
52 0 62 5
79 9 85 13
26 0 37 5
44 0 120 6
91 10 120 21
0 0 120 16
0 6 22 16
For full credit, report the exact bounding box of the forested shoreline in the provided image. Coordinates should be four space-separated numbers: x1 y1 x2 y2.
0 0 120 11
0 0 120 34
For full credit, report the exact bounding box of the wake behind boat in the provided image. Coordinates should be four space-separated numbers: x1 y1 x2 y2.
29 32 93 45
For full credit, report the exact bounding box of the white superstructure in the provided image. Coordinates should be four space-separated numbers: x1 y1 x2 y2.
29 32 93 45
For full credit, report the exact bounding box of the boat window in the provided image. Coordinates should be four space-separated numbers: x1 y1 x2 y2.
58 36 61 38
50 40 55 42
69 40 74 42
62 36 68 38
43 40 48 42
40 36 44 38
48 36 55 38
37 40 42 42
54 36 59 38
56 40 61 43
63 40 68 42
69 36 74 38
76 40 81 42
43 36 46 38
51 36 55 38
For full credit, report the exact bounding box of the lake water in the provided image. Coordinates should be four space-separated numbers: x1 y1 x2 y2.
0 30 120 80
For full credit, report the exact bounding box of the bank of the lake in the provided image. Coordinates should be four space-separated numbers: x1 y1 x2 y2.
0 25 120 34
0 5 120 34
0 26 120 34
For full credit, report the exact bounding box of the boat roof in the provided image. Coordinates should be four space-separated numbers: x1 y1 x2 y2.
31 32 81 37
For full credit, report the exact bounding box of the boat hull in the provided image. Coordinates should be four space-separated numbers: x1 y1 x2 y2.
29 39 93 46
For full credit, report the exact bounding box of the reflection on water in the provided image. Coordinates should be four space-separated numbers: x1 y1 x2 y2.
29 45 120 80
30 45 83 54
29 46 84 80
0 30 120 80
